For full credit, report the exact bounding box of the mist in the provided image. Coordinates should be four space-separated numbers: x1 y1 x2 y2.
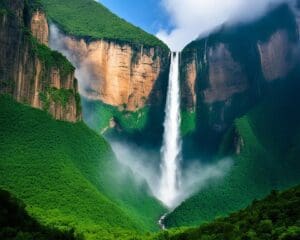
111 141 232 209
49 25 100 101
157 0 295 51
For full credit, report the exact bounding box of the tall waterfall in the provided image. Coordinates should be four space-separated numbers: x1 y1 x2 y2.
159 52 182 208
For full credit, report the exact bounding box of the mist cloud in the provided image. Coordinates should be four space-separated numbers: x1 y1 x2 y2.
111 141 232 209
157 0 294 51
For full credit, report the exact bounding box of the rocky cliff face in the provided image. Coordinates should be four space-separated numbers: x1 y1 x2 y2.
49 26 169 112
0 0 81 122
180 52 197 110
30 10 49 46
258 30 294 81
180 3 299 156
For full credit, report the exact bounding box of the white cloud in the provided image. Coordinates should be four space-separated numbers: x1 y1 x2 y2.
157 0 294 51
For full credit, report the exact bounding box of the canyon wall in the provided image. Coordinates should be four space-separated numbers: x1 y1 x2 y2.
0 0 81 122
258 30 294 81
50 26 170 112
179 4 299 156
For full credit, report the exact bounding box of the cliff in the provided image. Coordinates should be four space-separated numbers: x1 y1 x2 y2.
179 4 299 156
50 28 169 112
0 0 81 122
37 0 170 145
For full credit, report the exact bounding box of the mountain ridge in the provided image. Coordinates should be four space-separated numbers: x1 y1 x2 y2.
39 0 169 51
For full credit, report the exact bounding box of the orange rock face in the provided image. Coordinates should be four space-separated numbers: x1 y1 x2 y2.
30 11 49 46
258 30 294 81
0 4 81 122
56 35 166 112
180 50 198 110
184 58 197 108
204 43 248 104
181 44 248 108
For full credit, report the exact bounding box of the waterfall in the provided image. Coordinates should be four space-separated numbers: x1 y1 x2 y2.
159 52 182 208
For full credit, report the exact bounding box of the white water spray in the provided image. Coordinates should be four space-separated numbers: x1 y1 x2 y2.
159 52 182 208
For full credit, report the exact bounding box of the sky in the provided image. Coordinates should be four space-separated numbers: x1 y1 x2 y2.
99 0 173 34
99 0 294 51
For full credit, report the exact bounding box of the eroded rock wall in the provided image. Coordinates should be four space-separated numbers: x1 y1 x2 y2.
258 30 294 81
179 4 299 157
0 0 81 122
49 26 169 112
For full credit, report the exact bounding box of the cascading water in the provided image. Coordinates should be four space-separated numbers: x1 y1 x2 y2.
158 52 182 208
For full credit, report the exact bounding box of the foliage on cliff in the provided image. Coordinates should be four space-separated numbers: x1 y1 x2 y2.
0 1 9 16
39 0 169 51
26 30 81 120
180 110 196 136
0 0 82 121
153 185 300 240
0 95 165 239
0 189 81 240
82 99 150 134
81 97 167 149
165 68 300 228
26 32 75 77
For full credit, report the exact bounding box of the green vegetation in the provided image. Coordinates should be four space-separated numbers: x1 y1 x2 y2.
165 72 300 227
0 95 165 239
39 0 168 51
39 87 74 111
27 33 75 77
2 180 300 240
180 110 196 136
24 28 80 114
47 88 73 108
82 99 150 134
27 0 44 13
0 189 81 240
0 8 8 16
0 0 12 17
153 185 300 240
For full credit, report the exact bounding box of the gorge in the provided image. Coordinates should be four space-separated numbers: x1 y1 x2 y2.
42 0 300 213
1 0 300 239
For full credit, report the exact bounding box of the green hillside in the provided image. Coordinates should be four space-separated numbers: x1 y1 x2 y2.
2 181 300 240
165 70 300 227
153 185 300 240
0 95 165 239
39 0 168 51
0 188 80 239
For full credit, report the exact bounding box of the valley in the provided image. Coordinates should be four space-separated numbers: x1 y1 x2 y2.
0 0 300 239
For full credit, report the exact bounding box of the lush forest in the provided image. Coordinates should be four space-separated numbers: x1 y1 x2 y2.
0 189 80 240
39 0 168 51
0 95 165 239
2 182 299 240
153 185 300 240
